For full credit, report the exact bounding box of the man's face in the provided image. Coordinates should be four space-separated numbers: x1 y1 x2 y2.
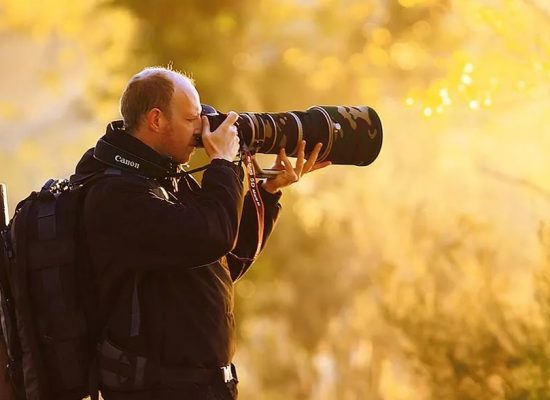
162 79 202 164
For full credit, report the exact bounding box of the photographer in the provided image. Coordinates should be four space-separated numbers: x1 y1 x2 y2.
74 66 330 400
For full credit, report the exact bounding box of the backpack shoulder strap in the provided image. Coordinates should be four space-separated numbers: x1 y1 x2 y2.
70 168 123 187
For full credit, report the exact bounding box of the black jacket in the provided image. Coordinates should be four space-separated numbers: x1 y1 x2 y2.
74 123 281 371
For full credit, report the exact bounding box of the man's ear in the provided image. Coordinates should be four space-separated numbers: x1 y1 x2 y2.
145 108 164 132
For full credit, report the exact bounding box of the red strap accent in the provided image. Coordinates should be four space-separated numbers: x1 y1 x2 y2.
243 152 265 259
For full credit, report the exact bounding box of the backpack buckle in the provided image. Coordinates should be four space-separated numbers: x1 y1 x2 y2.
221 365 233 383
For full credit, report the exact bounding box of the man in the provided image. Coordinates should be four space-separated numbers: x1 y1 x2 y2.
73 66 330 400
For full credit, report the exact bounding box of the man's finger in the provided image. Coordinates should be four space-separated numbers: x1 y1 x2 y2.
273 152 284 170
303 142 323 172
280 149 293 173
280 149 298 181
219 111 239 130
201 116 210 135
295 140 306 177
310 161 332 172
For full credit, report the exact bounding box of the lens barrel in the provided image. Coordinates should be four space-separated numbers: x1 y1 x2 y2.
198 104 382 166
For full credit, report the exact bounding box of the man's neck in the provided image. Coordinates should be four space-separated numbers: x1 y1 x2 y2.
132 129 166 158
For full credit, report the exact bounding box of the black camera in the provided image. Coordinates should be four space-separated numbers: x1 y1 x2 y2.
198 104 382 167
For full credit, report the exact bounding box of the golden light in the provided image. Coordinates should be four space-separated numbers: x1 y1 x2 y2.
2 0 550 399
423 107 433 117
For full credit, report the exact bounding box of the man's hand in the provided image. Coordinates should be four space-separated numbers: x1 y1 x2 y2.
202 112 240 162
262 140 332 194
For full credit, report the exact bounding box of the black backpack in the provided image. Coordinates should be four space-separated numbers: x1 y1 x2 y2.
0 170 119 400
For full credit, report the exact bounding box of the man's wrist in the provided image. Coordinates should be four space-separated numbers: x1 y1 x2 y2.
211 155 234 162
210 158 237 170
261 180 280 194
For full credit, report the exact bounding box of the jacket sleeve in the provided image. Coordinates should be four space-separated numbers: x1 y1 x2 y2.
227 184 282 281
84 159 245 270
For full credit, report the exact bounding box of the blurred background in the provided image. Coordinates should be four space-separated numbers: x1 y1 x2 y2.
1 0 550 398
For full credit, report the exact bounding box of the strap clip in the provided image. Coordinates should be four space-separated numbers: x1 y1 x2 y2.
221 365 233 383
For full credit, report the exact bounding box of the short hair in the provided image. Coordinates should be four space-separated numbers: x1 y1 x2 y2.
119 66 193 133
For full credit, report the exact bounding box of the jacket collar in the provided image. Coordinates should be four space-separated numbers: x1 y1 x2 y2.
94 120 181 178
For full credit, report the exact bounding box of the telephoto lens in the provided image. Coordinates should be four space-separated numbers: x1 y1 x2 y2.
197 104 382 166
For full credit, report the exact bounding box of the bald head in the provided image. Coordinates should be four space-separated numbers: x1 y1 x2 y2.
120 67 195 134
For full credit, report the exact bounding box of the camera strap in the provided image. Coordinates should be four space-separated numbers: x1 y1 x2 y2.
242 151 265 259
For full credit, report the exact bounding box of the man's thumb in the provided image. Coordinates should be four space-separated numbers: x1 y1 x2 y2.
202 115 210 135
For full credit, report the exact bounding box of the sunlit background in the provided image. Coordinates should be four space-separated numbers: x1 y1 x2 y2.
2 0 550 398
